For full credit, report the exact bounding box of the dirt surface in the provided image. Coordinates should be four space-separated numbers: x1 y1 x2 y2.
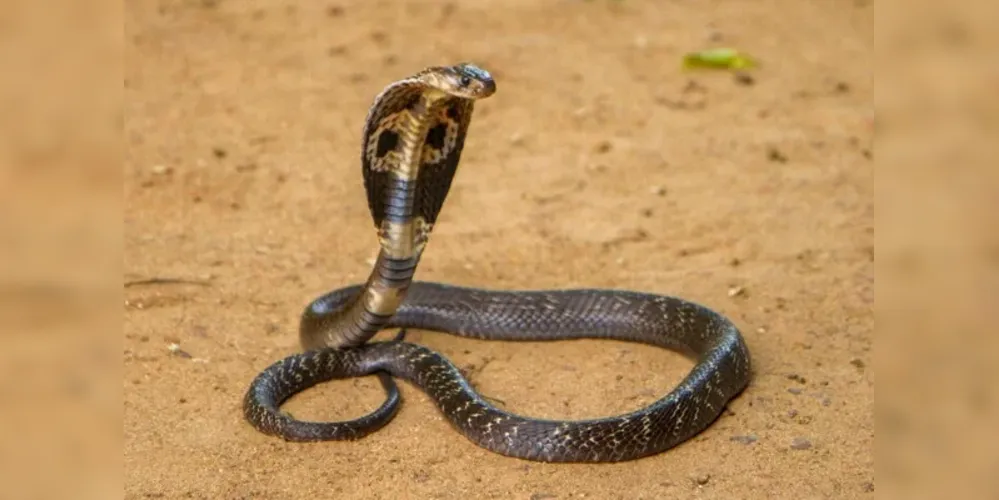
124 0 873 498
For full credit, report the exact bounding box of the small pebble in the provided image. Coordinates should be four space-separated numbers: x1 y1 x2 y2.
151 165 172 175
790 437 812 450
727 286 746 298
167 343 192 359
649 186 666 196
767 147 788 163
729 435 758 445
694 474 711 486
683 80 705 94
787 387 803 395
734 72 755 86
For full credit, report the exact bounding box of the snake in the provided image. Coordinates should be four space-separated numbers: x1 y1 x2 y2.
242 63 752 463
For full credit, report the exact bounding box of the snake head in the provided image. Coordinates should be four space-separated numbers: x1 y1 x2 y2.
418 63 496 100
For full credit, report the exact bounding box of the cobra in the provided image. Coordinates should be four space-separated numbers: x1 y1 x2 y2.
242 63 751 463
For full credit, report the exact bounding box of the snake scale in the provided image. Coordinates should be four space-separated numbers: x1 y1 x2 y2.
242 63 751 463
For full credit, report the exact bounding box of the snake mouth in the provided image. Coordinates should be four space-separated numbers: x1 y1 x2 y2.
466 78 496 99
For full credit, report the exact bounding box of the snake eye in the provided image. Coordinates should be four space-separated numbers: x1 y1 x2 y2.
458 75 471 87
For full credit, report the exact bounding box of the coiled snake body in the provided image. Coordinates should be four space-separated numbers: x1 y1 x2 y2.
243 63 751 463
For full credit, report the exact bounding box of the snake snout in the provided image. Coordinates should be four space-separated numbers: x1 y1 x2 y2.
448 63 496 99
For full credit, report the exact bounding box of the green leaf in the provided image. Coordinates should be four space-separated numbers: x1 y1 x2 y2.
682 48 758 70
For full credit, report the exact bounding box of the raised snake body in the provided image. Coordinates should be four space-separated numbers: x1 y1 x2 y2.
242 63 751 463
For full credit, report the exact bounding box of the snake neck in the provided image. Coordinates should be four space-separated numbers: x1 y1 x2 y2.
299 250 420 350
301 92 449 351
375 89 446 260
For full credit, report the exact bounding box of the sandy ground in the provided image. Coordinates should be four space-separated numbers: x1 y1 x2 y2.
124 0 872 498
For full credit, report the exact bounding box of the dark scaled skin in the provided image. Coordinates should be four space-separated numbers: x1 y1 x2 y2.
242 63 752 463
245 283 752 462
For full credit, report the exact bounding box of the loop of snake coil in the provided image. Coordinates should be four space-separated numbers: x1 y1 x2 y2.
242 63 751 463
